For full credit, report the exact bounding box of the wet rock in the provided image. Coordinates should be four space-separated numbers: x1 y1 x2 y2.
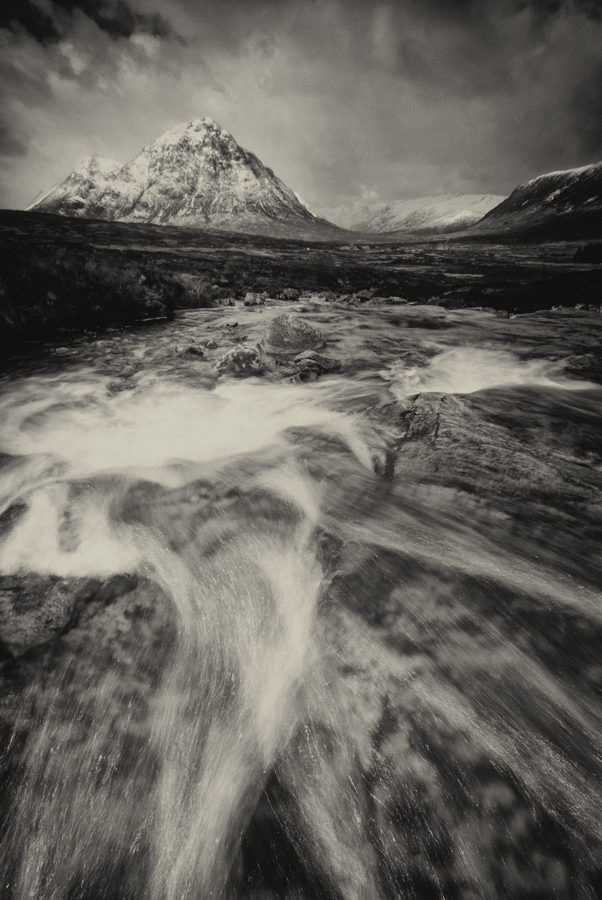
355 289 376 302
278 288 300 301
107 379 131 394
276 350 341 383
175 344 205 357
243 292 266 307
263 314 325 353
215 346 264 376
293 349 339 367
205 339 218 350
0 573 138 663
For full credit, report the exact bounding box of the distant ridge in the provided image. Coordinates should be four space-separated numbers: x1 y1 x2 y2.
349 193 506 234
27 118 345 239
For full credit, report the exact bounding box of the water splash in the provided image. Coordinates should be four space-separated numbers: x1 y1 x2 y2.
383 346 597 398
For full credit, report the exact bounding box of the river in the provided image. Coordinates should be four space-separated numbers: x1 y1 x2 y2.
1 299 601 898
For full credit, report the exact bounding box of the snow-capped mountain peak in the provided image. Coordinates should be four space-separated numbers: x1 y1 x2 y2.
27 118 340 238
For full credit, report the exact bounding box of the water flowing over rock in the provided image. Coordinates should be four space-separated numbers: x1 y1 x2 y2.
1 299 602 898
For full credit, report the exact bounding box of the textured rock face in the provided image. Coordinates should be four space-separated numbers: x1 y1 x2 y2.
27 118 339 237
263 314 325 352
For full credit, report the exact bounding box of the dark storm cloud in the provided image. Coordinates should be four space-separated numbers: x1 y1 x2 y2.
52 0 177 40
0 0 59 43
0 0 178 43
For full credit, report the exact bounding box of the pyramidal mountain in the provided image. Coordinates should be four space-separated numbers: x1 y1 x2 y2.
471 161 602 239
27 118 343 239
349 193 506 234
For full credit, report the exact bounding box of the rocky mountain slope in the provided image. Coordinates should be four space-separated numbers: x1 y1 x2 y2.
350 193 505 234
27 119 342 239
26 156 122 215
472 162 602 239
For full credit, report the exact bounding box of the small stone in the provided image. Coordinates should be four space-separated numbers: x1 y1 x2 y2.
205 339 218 349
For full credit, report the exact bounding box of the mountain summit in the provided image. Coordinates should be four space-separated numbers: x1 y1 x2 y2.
28 118 340 238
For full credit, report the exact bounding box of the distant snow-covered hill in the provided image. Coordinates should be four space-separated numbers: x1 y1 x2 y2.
349 194 506 234
27 119 343 238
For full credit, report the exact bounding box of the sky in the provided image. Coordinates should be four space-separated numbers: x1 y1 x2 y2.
2 0 602 224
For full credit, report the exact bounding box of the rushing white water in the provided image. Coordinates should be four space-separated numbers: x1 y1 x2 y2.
1 304 602 899
383 346 597 398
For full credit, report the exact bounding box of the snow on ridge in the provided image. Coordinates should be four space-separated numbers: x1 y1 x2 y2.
522 162 600 188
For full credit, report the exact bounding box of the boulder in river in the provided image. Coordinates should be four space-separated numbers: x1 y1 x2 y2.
278 349 342 382
215 346 264 376
175 343 205 357
263 314 325 353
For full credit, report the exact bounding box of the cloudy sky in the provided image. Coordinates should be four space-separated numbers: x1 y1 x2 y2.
2 0 602 223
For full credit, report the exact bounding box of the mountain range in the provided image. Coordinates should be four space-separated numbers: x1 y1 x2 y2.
26 118 602 241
